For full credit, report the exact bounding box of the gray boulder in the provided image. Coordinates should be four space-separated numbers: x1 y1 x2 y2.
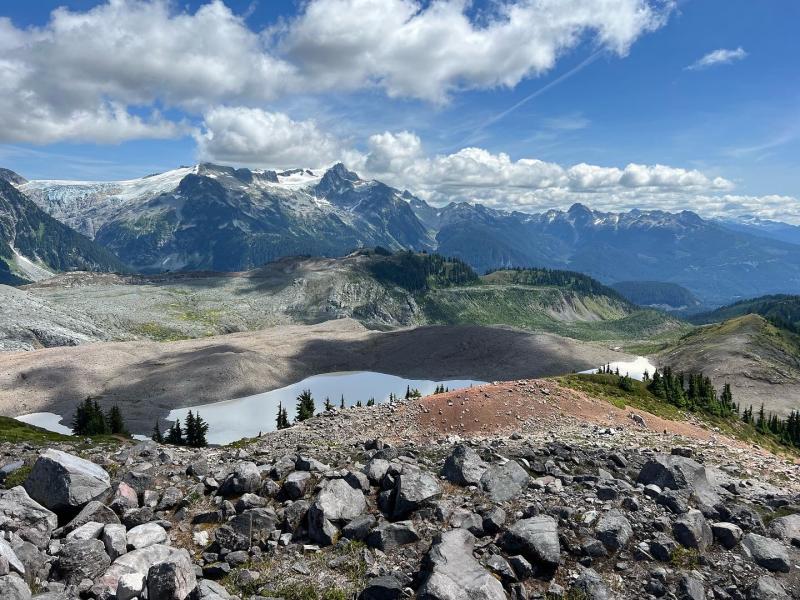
308 478 367 545
365 521 420 551
65 520 105 541
147 549 196 600
595 510 633 551
500 516 560 575
480 460 528 502
441 445 487 486
678 574 706 600
637 455 719 509
741 533 791 573
673 510 712 551
747 575 790 600
392 466 442 519
342 514 378 542
127 523 168 549
363 459 390 485
711 522 743 549
92 544 177 598
0 538 25 576
61 501 119 535
418 529 506 600
56 538 111 583
218 462 261 497
0 575 31 600
215 508 279 550
0 487 58 548
283 471 312 500
117 572 146 600
24 450 110 514
571 568 611 600
358 575 404 600
768 513 800 546
103 523 128 560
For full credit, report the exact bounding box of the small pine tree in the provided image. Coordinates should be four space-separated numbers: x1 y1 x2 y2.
184 411 197 446
191 413 209 447
106 405 127 435
296 390 315 421
366 397 375 406
356 400 363 407
166 418 184 445
340 395 345 409
277 402 289 430
324 397 333 411
151 420 164 443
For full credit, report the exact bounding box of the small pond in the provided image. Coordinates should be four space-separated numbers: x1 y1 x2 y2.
168 371 486 444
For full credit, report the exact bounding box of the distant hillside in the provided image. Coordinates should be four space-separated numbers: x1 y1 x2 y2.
612 281 701 311
0 178 127 284
658 314 800 417
691 295 800 333
8 251 683 350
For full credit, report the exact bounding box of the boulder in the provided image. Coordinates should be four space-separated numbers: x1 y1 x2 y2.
214 508 279 551
103 523 128 560
308 478 367 545
65 521 105 541
359 575 404 600
147 549 197 600
117 572 146 600
61 501 119 535
741 534 791 573
480 460 529 502
571 567 611 600
678 574 706 600
24 450 111 514
595 510 633 551
366 521 420 551
0 575 31 600
156 487 183 511
363 459 390 485
283 471 312 500
391 466 442 519
0 486 58 548
747 575 790 600
500 516 560 575
637 455 719 509
0 538 25 576
441 445 487 486
768 513 800 546
56 538 111 583
711 522 743 549
218 462 261 497
673 510 712 551
127 523 168 549
342 514 378 542
91 544 178 598
417 529 506 600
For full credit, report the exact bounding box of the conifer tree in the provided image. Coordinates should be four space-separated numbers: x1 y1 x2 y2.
367 397 375 406
151 420 164 443
296 390 315 421
340 395 345 409
184 411 197 446
166 418 184 445
106 405 127 435
324 397 333 411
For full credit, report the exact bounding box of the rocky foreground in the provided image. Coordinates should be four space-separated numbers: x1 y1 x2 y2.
0 395 799 600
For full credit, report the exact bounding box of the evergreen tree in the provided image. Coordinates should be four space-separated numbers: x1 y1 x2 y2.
151 420 164 443
324 397 333 411
340 395 345 409
356 400 363 407
296 390 315 421
166 419 184 445
367 397 375 406
277 402 290 430
189 412 209 447
106 405 127 434
756 403 766 432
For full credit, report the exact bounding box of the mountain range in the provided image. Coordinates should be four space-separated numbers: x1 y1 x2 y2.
4 162 800 305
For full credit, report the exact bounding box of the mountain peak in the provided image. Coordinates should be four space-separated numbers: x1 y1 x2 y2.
567 202 593 216
0 168 28 186
325 162 360 182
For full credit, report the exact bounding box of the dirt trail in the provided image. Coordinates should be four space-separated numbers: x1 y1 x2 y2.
0 319 628 433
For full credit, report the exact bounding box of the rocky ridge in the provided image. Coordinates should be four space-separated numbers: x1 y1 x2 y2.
0 387 798 600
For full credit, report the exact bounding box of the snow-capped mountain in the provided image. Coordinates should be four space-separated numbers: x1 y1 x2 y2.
10 162 800 304
0 174 124 284
21 163 432 272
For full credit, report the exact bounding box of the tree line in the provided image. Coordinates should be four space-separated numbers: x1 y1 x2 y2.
368 251 479 292
486 267 629 304
72 398 128 436
151 411 209 447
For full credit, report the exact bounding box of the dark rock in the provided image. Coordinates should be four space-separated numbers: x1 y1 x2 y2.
747 575 790 600
218 462 261 497
711 522 743 549
146 550 196 600
308 478 367 545
61 501 119 535
678 574 706 600
741 533 790 572
637 455 719 509
595 510 633 551
441 444 487 486
571 567 610 600
358 575 404 600
342 514 377 541
418 529 505 600
366 521 419 551
57 539 111 583
673 510 712 551
500 516 560 576
391 467 442 519
768 513 800 546
24 450 110 514
480 460 528 502
0 487 58 548
282 471 312 500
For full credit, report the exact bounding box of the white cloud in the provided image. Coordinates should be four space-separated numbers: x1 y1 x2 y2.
195 107 343 169
686 47 747 71
0 0 675 144
281 0 675 102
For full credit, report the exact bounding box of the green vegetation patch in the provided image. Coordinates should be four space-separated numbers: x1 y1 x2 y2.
0 416 73 444
131 322 190 342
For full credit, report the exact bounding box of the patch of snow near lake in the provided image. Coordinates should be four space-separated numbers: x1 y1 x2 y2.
580 356 657 381
169 371 485 445
15 412 72 435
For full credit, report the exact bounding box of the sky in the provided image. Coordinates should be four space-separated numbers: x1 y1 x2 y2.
0 0 799 222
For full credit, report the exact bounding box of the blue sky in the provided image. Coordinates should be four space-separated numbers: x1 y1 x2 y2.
0 0 798 222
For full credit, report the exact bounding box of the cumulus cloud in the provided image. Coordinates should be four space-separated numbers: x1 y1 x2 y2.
195 107 343 169
356 130 733 200
686 47 747 71
0 0 675 144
